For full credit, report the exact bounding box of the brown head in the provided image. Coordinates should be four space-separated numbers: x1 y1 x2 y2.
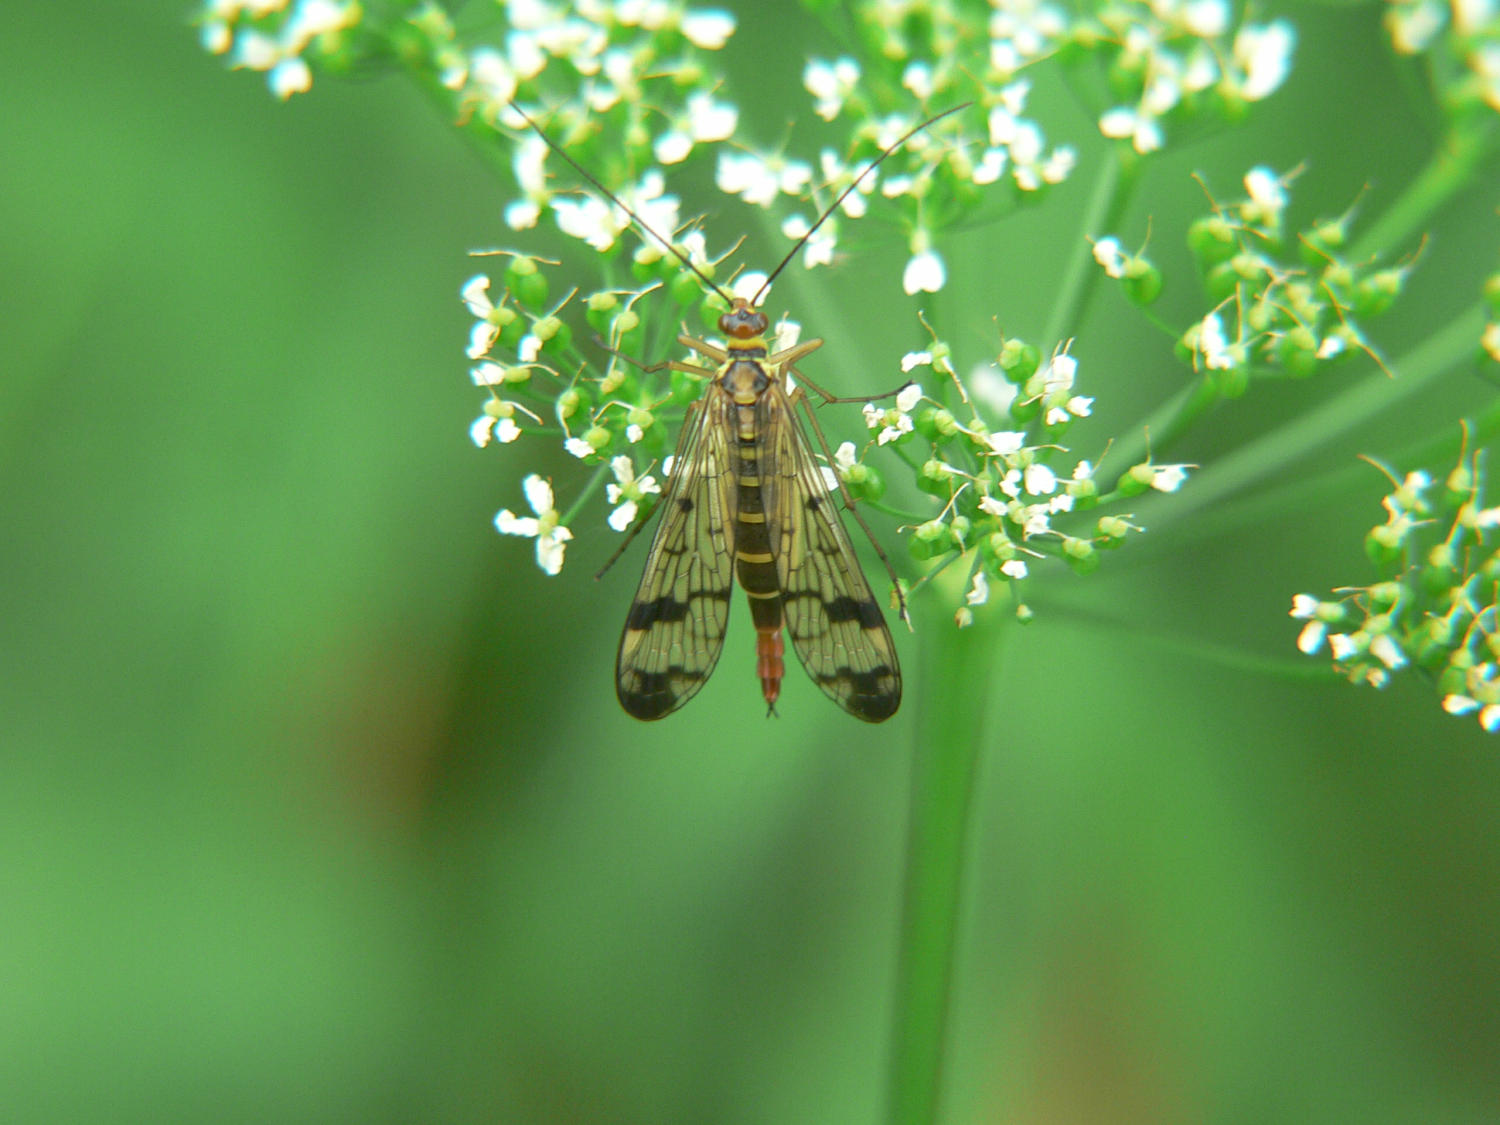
719 297 769 341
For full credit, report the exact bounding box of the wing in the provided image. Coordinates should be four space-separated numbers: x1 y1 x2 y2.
761 384 902 722
615 386 737 720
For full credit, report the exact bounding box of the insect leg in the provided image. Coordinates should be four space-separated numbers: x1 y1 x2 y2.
791 368 916 407
787 384 911 628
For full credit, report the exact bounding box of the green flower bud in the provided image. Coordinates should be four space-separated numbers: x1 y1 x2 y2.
843 462 885 502
1068 475 1100 509
908 519 953 561
585 291 619 335
917 458 956 497
1364 523 1405 565
999 339 1039 383
669 270 702 306
1122 257 1163 305
1277 324 1319 378
505 256 548 310
583 424 612 451
1355 268 1404 318
556 386 588 422
1117 463 1155 497
1188 214 1238 268
1300 217 1348 264
1096 515 1129 545
1062 535 1099 574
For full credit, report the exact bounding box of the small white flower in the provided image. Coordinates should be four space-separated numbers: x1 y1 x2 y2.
1290 593 1320 619
732 271 769 304
902 62 934 99
903 247 946 295
1000 558 1028 580
717 150 812 208
1444 693 1481 716
1093 237 1127 278
1150 464 1192 492
804 57 860 120
495 474 573 575
681 8 735 49
1235 20 1295 101
1199 312 1237 370
966 571 990 606
1024 463 1058 496
901 351 933 373
471 412 521 447
1099 106 1163 154
269 56 312 99
1297 620 1328 655
1328 633 1359 661
834 442 858 473
985 431 1026 456
564 437 595 459
1243 166 1287 225
1369 634 1407 670
864 383 922 445
781 214 837 269
605 455 661 531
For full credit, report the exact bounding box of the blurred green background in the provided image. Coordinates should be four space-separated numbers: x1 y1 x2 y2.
5 2 1499 1122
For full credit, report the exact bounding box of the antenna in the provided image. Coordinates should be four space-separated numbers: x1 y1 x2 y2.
507 99 972 308
506 102 735 306
753 101 972 305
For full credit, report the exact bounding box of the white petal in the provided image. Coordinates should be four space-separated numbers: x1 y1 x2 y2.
494 509 539 536
609 501 637 531
461 274 494 316
681 9 735 49
902 249 946 294
522 474 553 515
966 572 989 606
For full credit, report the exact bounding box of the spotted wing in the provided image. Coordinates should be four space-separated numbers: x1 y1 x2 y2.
761 384 902 722
615 387 737 720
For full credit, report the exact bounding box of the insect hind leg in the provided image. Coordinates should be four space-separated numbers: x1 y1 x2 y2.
786 383 911 629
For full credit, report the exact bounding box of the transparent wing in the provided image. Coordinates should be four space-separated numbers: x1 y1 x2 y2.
762 384 902 722
615 387 737 720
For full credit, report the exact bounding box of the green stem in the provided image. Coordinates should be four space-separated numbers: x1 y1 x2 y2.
1154 303 1484 526
1351 120 1497 261
885 619 1002 1125
1042 151 1132 347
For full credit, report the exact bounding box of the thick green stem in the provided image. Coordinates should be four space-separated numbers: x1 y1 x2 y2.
885 620 1002 1125
1351 120 1497 261
1043 152 1132 348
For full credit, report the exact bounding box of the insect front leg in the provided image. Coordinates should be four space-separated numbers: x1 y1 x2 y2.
789 364 916 408
593 398 706 581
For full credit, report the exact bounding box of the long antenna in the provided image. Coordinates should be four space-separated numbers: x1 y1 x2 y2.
506 102 735 305
753 101 972 305
508 99 972 308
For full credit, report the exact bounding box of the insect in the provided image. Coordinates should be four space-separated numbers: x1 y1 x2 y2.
508 102 967 721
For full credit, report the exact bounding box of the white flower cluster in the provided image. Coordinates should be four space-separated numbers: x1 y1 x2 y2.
199 0 360 99
1386 0 1500 113
1095 1 1295 154
723 66 1072 296
1291 462 1500 735
423 1 738 247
